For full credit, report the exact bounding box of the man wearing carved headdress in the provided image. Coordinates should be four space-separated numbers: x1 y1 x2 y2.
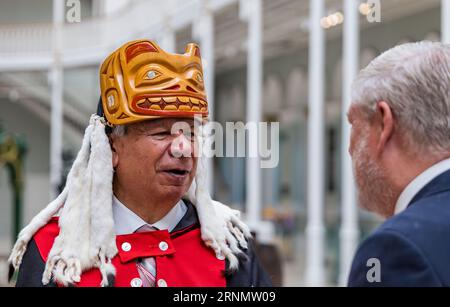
9 40 272 287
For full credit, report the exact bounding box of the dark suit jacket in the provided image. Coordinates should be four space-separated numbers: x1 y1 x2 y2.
348 170 450 287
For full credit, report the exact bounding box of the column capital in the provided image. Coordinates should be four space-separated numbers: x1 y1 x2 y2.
192 0 214 41
305 0 326 287
239 0 261 22
442 0 450 43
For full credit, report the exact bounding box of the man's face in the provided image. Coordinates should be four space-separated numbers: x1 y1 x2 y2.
111 118 198 202
348 105 395 217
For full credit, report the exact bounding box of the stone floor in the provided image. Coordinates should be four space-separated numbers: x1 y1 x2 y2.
2 256 336 287
282 260 303 286
0 256 9 287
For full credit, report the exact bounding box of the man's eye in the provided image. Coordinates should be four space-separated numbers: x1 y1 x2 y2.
151 131 171 139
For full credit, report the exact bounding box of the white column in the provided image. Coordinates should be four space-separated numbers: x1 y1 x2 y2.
92 0 106 17
193 0 215 194
101 0 131 16
240 0 263 228
442 0 450 43
160 1 176 53
50 0 64 198
160 26 176 53
304 0 326 286
339 0 360 287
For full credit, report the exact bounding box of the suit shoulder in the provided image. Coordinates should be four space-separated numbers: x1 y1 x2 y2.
15 218 60 287
356 228 422 255
226 238 273 287
349 228 441 286
33 217 60 262
377 195 450 250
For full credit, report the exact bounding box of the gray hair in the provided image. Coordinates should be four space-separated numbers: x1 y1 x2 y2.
110 124 127 136
352 41 450 157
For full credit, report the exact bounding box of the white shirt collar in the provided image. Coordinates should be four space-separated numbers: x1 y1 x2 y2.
394 157 450 215
112 196 187 235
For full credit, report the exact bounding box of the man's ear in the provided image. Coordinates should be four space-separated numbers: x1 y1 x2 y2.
376 101 395 156
109 135 119 168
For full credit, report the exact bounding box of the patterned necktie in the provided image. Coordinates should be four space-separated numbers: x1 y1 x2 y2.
135 224 158 287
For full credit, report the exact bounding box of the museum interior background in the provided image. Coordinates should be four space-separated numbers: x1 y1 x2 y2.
0 0 448 286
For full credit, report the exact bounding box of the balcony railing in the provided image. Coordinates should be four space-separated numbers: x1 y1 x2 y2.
0 0 202 70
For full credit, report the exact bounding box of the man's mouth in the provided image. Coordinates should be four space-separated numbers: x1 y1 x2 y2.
162 169 190 176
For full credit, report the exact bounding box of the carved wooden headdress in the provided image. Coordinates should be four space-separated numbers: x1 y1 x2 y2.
100 39 208 126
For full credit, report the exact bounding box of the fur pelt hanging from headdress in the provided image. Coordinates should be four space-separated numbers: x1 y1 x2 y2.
8 115 251 286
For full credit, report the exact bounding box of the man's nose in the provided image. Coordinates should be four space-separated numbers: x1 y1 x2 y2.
169 133 193 158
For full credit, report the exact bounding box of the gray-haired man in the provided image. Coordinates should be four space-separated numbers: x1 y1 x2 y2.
348 42 450 286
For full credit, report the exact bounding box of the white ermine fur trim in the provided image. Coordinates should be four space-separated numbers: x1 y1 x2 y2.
88 115 117 286
8 119 95 272
9 115 117 287
42 115 117 286
185 154 252 271
8 187 68 270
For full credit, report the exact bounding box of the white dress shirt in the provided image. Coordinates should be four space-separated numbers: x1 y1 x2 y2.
112 196 187 235
112 196 187 281
394 158 450 215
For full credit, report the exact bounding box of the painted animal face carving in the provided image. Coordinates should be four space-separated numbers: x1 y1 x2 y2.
100 40 208 126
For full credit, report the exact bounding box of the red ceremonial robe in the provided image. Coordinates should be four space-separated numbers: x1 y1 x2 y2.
33 217 226 287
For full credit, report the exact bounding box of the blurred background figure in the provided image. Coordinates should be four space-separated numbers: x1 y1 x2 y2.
0 0 449 286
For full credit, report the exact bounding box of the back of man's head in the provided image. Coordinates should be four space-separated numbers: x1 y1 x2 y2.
352 42 450 158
